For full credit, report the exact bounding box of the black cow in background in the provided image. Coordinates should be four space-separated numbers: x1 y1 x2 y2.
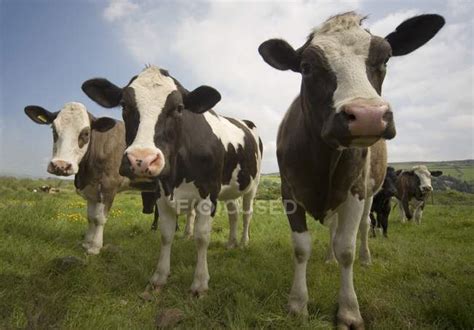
370 167 398 238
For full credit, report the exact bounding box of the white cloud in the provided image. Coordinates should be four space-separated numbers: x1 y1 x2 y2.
103 0 138 22
102 1 474 171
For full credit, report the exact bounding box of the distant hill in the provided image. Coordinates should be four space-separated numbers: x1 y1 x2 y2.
389 159 474 183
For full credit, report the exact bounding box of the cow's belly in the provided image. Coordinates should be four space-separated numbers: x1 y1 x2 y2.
218 164 256 201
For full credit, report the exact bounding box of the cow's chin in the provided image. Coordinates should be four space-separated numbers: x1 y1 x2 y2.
347 136 381 148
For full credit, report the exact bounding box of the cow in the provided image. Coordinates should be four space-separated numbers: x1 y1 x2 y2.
395 165 443 224
370 166 398 237
24 102 166 254
258 11 444 328
81 65 263 296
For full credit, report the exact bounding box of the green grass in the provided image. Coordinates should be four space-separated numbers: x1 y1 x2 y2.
1 177 473 329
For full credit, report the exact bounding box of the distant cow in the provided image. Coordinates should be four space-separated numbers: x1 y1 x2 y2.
395 165 443 224
258 11 443 328
370 167 398 237
25 102 163 254
82 65 262 296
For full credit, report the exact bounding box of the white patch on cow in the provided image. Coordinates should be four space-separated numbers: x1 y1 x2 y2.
163 180 203 215
288 231 311 314
127 66 177 153
310 13 383 111
203 112 245 151
333 191 364 325
51 102 90 174
219 164 244 200
413 165 433 191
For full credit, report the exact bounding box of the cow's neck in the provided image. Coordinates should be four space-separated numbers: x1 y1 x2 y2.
301 98 369 214
74 132 94 191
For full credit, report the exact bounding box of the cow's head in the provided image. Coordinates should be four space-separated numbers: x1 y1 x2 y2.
81 66 221 179
382 166 398 197
24 102 116 176
258 12 444 148
412 165 443 193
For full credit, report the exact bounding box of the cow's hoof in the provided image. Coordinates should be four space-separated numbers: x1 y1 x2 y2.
139 291 155 302
183 233 194 240
226 240 239 249
287 301 308 317
86 246 101 255
359 252 372 266
189 288 207 298
81 241 92 249
337 309 364 330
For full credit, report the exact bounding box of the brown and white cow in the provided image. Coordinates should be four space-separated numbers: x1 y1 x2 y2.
258 12 444 328
395 165 443 224
24 102 169 254
82 66 262 295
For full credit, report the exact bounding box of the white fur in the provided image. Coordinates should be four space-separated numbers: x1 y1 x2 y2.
413 165 433 191
126 66 177 155
84 201 107 255
311 14 384 111
203 112 245 151
51 102 90 174
288 231 312 315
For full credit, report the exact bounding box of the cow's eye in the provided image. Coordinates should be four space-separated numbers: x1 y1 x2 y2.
301 62 312 75
78 127 90 148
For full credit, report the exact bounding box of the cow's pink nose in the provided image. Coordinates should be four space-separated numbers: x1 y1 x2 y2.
342 101 390 137
48 160 73 176
126 149 164 177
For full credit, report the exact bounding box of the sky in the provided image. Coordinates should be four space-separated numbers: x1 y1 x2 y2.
1 0 473 177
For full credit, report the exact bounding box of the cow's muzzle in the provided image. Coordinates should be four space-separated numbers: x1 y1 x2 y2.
47 160 75 176
120 148 165 178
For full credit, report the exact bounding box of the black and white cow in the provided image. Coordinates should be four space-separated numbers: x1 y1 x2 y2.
82 66 262 295
370 166 398 237
259 12 444 328
395 165 443 224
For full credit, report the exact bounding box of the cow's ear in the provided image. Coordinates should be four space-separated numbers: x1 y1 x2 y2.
183 86 221 114
385 14 445 56
91 117 116 132
258 39 301 72
430 170 443 177
24 105 58 125
82 78 123 108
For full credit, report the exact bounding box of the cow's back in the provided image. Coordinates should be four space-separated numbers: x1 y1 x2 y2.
175 110 261 201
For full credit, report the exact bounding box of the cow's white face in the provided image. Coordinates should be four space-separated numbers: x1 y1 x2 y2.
124 66 178 176
50 102 91 175
310 14 385 112
413 165 433 193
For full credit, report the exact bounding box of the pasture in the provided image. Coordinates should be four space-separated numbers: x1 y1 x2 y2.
1 176 473 329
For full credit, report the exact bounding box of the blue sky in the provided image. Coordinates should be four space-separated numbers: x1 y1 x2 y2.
1 0 473 177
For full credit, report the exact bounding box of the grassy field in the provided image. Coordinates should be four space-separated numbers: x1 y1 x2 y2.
1 176 473 329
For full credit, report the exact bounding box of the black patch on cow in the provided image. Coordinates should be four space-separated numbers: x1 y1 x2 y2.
223 117 259 191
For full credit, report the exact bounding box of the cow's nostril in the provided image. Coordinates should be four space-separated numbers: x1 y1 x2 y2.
348 114 356 121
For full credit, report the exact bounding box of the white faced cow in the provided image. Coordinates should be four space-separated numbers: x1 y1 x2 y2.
25 102 163 254
82 66 262 296
395 165 443 224
258 12 444 328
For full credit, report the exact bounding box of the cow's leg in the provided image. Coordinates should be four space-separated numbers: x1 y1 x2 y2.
380 214 389 238
225 200 239 249
359 196 373 266
151 205 159 231
85 201 108 255
334 194 364 329
184 206 196 239
283 199 310 315
369 213 376 237
190 199 212 296
397 199 407 223
241 189 257 247
414 200 424 224
82 200 97 250
149 200 176 292
324 214 338 263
